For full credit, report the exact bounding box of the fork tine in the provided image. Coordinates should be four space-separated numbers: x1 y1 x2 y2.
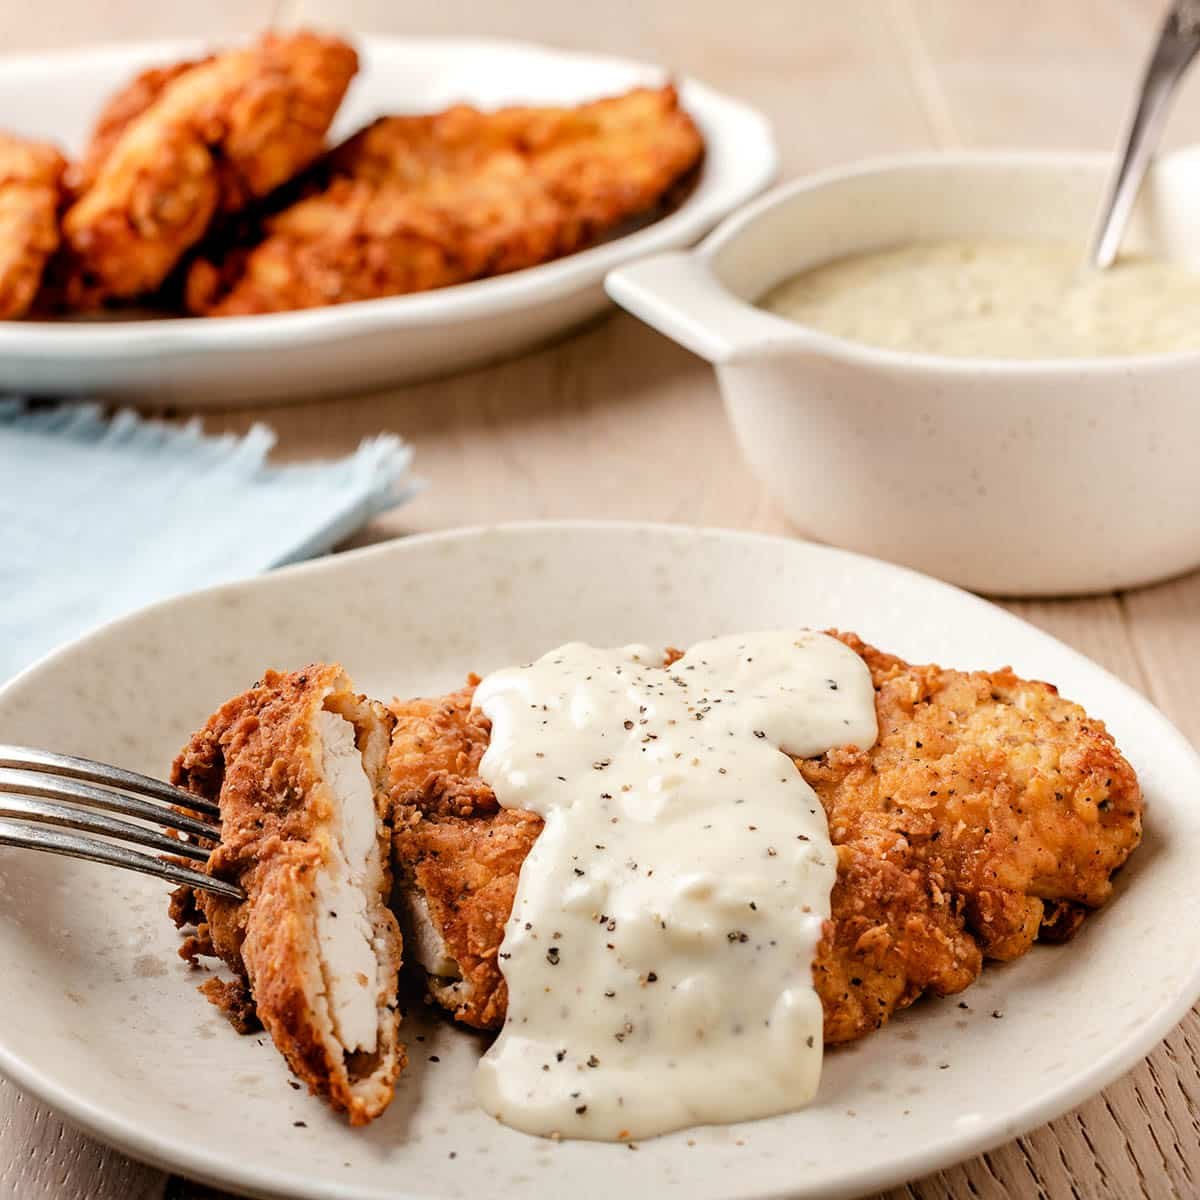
0 794 211 862
0 745 220 819
0 769 222 842
0 819 244 900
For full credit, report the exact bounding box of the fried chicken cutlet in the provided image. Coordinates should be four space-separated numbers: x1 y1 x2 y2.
169 664 405 1125
184 85 704 315
60 31 357 305
386 634 1141 1046
0 132 66 319
70 57 213 195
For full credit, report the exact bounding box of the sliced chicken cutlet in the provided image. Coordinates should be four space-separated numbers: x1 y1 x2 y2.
59 31 357 305
0 131 66 319
386 687 546 1031
386 634 1142 1045
169 664 405 1125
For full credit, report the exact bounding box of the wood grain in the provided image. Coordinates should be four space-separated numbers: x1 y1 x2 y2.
3 0 1199 1197
0 1077 163 1200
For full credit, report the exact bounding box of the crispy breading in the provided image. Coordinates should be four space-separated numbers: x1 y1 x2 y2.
800 634 1144 962
387 688 541 1029
60 31 357 304
70 57 211 194
184 85 704 315
386 635 1142 1045
170 663 405 1126
0 132 66 319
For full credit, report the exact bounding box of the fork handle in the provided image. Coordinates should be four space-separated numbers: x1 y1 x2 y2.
1088 0 1200 268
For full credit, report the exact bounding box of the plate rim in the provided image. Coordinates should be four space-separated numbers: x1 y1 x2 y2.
0 35 778 356
1 519 1198 1200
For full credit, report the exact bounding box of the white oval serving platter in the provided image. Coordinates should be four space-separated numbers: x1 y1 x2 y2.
0 37 775 407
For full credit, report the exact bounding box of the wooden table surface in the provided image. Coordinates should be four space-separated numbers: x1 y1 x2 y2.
4 1 1200 1197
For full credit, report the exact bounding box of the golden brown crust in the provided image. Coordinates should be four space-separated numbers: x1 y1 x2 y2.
386 634 1142 1045
0 132 66 319
198 976 260 1035
817 844 980 1042
60 31 357 305
802 633 1144 963
185 85 705 314
70 57 212 194
171 663 404 1125
388 688 520 1028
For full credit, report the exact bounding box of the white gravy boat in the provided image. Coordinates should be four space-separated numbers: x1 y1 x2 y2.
607 150 1200 596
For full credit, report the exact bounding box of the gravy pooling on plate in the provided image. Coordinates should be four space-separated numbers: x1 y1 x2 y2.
759 238 1200 359
472 632 878 1140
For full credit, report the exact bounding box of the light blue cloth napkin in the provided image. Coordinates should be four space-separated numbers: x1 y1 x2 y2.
1 400 416 682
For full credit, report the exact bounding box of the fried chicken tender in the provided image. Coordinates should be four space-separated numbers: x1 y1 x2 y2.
0 132 66 319
386 635 1142 1045
70 57 211 194
60 31 357 304
184 85 704 315
169 664 405 1125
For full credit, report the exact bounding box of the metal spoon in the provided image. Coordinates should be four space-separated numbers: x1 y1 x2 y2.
1087 0 1200 269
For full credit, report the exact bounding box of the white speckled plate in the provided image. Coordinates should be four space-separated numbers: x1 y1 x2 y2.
0 522 1197 1200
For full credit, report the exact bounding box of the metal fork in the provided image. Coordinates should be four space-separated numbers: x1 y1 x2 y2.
0 745 244 901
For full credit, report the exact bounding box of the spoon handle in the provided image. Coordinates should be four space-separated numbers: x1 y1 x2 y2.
1088 0 1200 269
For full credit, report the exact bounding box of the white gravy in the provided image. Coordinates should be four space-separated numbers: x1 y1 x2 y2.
472 631 877 1141
759 239 1200 359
